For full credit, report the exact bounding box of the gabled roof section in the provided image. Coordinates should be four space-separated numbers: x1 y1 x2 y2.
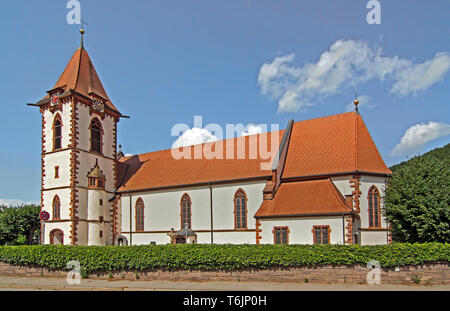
281 112 391 179
254 179 352 218
117 131 284 192
39 47 120 114
116 112 391 193
87 159 105 179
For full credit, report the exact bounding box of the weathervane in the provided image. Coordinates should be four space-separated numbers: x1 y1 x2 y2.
80 18 88 49
354 90 359 113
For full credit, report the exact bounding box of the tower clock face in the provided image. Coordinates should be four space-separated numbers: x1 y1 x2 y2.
50 94 59 106
93 98 105 112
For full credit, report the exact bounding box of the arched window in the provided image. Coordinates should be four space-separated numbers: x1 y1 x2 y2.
234 189 247 229
49 229 64 245
135 198 145 232
52 195 61 220
180 193 191 229
368 186 381 228
90 118 103 154
53 114 62 150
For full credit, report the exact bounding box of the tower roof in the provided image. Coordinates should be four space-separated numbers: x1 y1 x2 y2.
38 46 120 114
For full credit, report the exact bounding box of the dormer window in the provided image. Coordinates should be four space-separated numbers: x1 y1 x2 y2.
87 159 106 190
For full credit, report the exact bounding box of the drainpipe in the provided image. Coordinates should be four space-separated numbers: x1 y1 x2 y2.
342 213 345 245
209 184 214 244
129 194 132 246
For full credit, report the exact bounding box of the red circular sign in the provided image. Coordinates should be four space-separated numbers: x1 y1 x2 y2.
39 211 50 221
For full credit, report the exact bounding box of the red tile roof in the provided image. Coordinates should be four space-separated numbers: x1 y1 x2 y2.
281 112 391 178
117 112 391 193
254 179 352 218
117 131 284 192
39 47 120 113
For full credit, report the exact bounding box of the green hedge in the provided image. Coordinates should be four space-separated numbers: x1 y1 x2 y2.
0 243 448 275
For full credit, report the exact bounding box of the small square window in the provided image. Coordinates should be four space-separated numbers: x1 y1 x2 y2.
273 227 289 245
99 199 103 206
55 166 59 179
99 231 103 238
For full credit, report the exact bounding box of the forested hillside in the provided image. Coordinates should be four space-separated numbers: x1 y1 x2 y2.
384 143 450 243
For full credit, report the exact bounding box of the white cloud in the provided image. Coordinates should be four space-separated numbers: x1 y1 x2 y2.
172 127 218 148
0 199 40 207
241 125 264 136
258 40 450 113
391 121 450 156
391 52 450 96
345 95 375 112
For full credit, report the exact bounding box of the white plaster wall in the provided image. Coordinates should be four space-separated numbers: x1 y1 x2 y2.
77 188 88 220
259 217 345 245
42 189 71 220
77 152 115 191
43 102 72 152
331 175 390 245
87 189 105 220
330 175 353 197
359 175 389 229
77 221 88 246
360 230 388 245
119 181 266 245
42 222 72 245
87 222 105 246
43 150 71 189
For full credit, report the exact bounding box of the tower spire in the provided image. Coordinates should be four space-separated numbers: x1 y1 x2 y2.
354 91 359 113
80 27 85 50
80 18 88 50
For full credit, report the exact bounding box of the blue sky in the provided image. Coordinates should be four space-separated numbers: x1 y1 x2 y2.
0 0 449 204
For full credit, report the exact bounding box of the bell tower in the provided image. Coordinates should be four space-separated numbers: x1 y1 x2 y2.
30 28 123 245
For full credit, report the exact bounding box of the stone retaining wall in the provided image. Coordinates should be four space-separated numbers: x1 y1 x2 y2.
0 262 448 285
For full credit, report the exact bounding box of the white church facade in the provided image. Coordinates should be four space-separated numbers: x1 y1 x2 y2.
30 32 392 247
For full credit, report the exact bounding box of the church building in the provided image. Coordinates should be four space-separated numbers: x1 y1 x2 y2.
30 30 392 246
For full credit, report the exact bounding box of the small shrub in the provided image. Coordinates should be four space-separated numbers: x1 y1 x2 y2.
412 274 421 284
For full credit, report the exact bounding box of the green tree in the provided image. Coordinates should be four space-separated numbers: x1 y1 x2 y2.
0 205 41 245
384 149 450 243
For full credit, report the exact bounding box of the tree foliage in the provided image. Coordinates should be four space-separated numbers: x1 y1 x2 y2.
0 205 41 245
384 144 450 243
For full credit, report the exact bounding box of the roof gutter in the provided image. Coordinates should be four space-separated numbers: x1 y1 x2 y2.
117 175 271 195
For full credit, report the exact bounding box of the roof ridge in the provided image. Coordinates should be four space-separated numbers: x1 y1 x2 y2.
73 47 84 92
292 112 354 125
